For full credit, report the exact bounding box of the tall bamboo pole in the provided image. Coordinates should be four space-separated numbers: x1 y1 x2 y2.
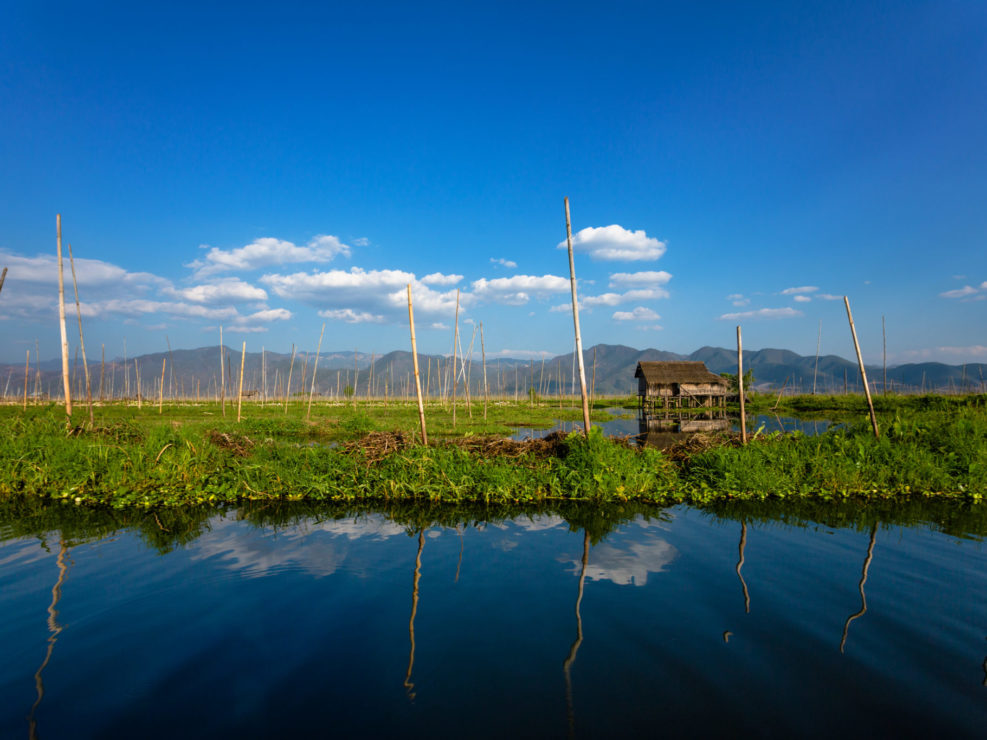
237 341 246 422
158 358 166 414
882 315 887 396
407 285 428 445
452 288 460 428
284 344 296 413
564 198 591 437
135 359 142 409
844 297 879 438
219 326 226 416
56 215 72 423
0 266 7 297
480 322 488 420
307 324 325 421
813 320 821 395
66 243 94 424
737 326 747 444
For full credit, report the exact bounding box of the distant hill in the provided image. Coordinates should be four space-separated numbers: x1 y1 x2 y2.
2 343 984 400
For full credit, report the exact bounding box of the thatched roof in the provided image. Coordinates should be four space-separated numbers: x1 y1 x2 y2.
634 361 728 387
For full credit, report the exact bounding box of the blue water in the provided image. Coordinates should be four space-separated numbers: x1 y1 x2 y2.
1 503 985 738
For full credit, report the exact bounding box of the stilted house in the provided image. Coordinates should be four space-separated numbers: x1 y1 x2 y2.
634 361 729 411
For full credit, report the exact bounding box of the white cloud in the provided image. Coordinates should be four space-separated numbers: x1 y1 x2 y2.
608 271 673 288
420 272 463 286
793 295 811 303
487 349 554 359
897 345 987 362
727 293 750 307
166 278 268 304
781 286 818 295
189 234 352 278
243 308 291 322
613 307 661 321
470 274 569 305
489 258 518 269
262 267 464 318
558 225 666 261
430 322 450 330
318 308 386 323
567 535 678 587
351 237 370 247
719 307 803 320
0 249 170 290
816 293 843 300
940 285 979 299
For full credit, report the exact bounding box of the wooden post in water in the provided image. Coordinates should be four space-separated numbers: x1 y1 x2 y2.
407 285 428 445
813 320 821 395
158 358 166 414
564 198 592 438
284 344 296 413
219 326 226 417
452 289 459 428
480 322 488 420
56 215 72 423
135 359 142 409
66 243 94 424
737 325 747 444
844 297 879 438
882 315 887 395
307 325 325 421
237 341 246 422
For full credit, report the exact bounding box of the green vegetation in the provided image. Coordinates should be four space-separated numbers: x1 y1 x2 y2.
0 395 985 508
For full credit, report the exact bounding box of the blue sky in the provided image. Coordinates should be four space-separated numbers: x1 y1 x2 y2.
1 0 985 365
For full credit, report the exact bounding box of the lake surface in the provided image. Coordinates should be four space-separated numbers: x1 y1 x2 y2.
2 500 985 738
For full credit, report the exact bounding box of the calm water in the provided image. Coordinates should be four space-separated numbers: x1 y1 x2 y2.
2 501 985 738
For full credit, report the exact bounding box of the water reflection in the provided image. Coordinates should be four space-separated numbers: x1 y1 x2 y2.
404 529 424 699
737 521 751 614
1 501 986 736
28 540 70 740
840 524 877 654
563 530 589 739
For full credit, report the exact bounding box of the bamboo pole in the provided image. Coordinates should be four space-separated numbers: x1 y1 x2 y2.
284 344 296 413
0 266 7 297
844 297 879 438
158 357 166 414
564 198 591 437
220 326 226 417
367 352 375 400
407 285 428 445
165 336 175 399
813 320 821 395
464 325 476 418
452 289 459 428
66 243 94 424
237 341 246 422
591 347 597 409
737 326 747 444
353 349 359 409
882 315 887 396
480 322 488 420
56 215 72 423
135 359 142 408
307 325 325 421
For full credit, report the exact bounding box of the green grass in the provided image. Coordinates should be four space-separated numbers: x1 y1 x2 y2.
1 396 985 508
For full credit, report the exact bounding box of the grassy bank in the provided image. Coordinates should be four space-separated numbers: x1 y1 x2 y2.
0 398 985 507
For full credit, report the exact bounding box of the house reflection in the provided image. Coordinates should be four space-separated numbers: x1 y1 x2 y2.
636 409 732 449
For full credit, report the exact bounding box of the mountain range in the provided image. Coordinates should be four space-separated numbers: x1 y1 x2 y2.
3 344 984 399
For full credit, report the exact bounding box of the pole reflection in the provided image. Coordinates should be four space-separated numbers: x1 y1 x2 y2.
404 529 425 700
840 524 877 654
28 540 70 740
563 530 590 739
737 521 750 614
